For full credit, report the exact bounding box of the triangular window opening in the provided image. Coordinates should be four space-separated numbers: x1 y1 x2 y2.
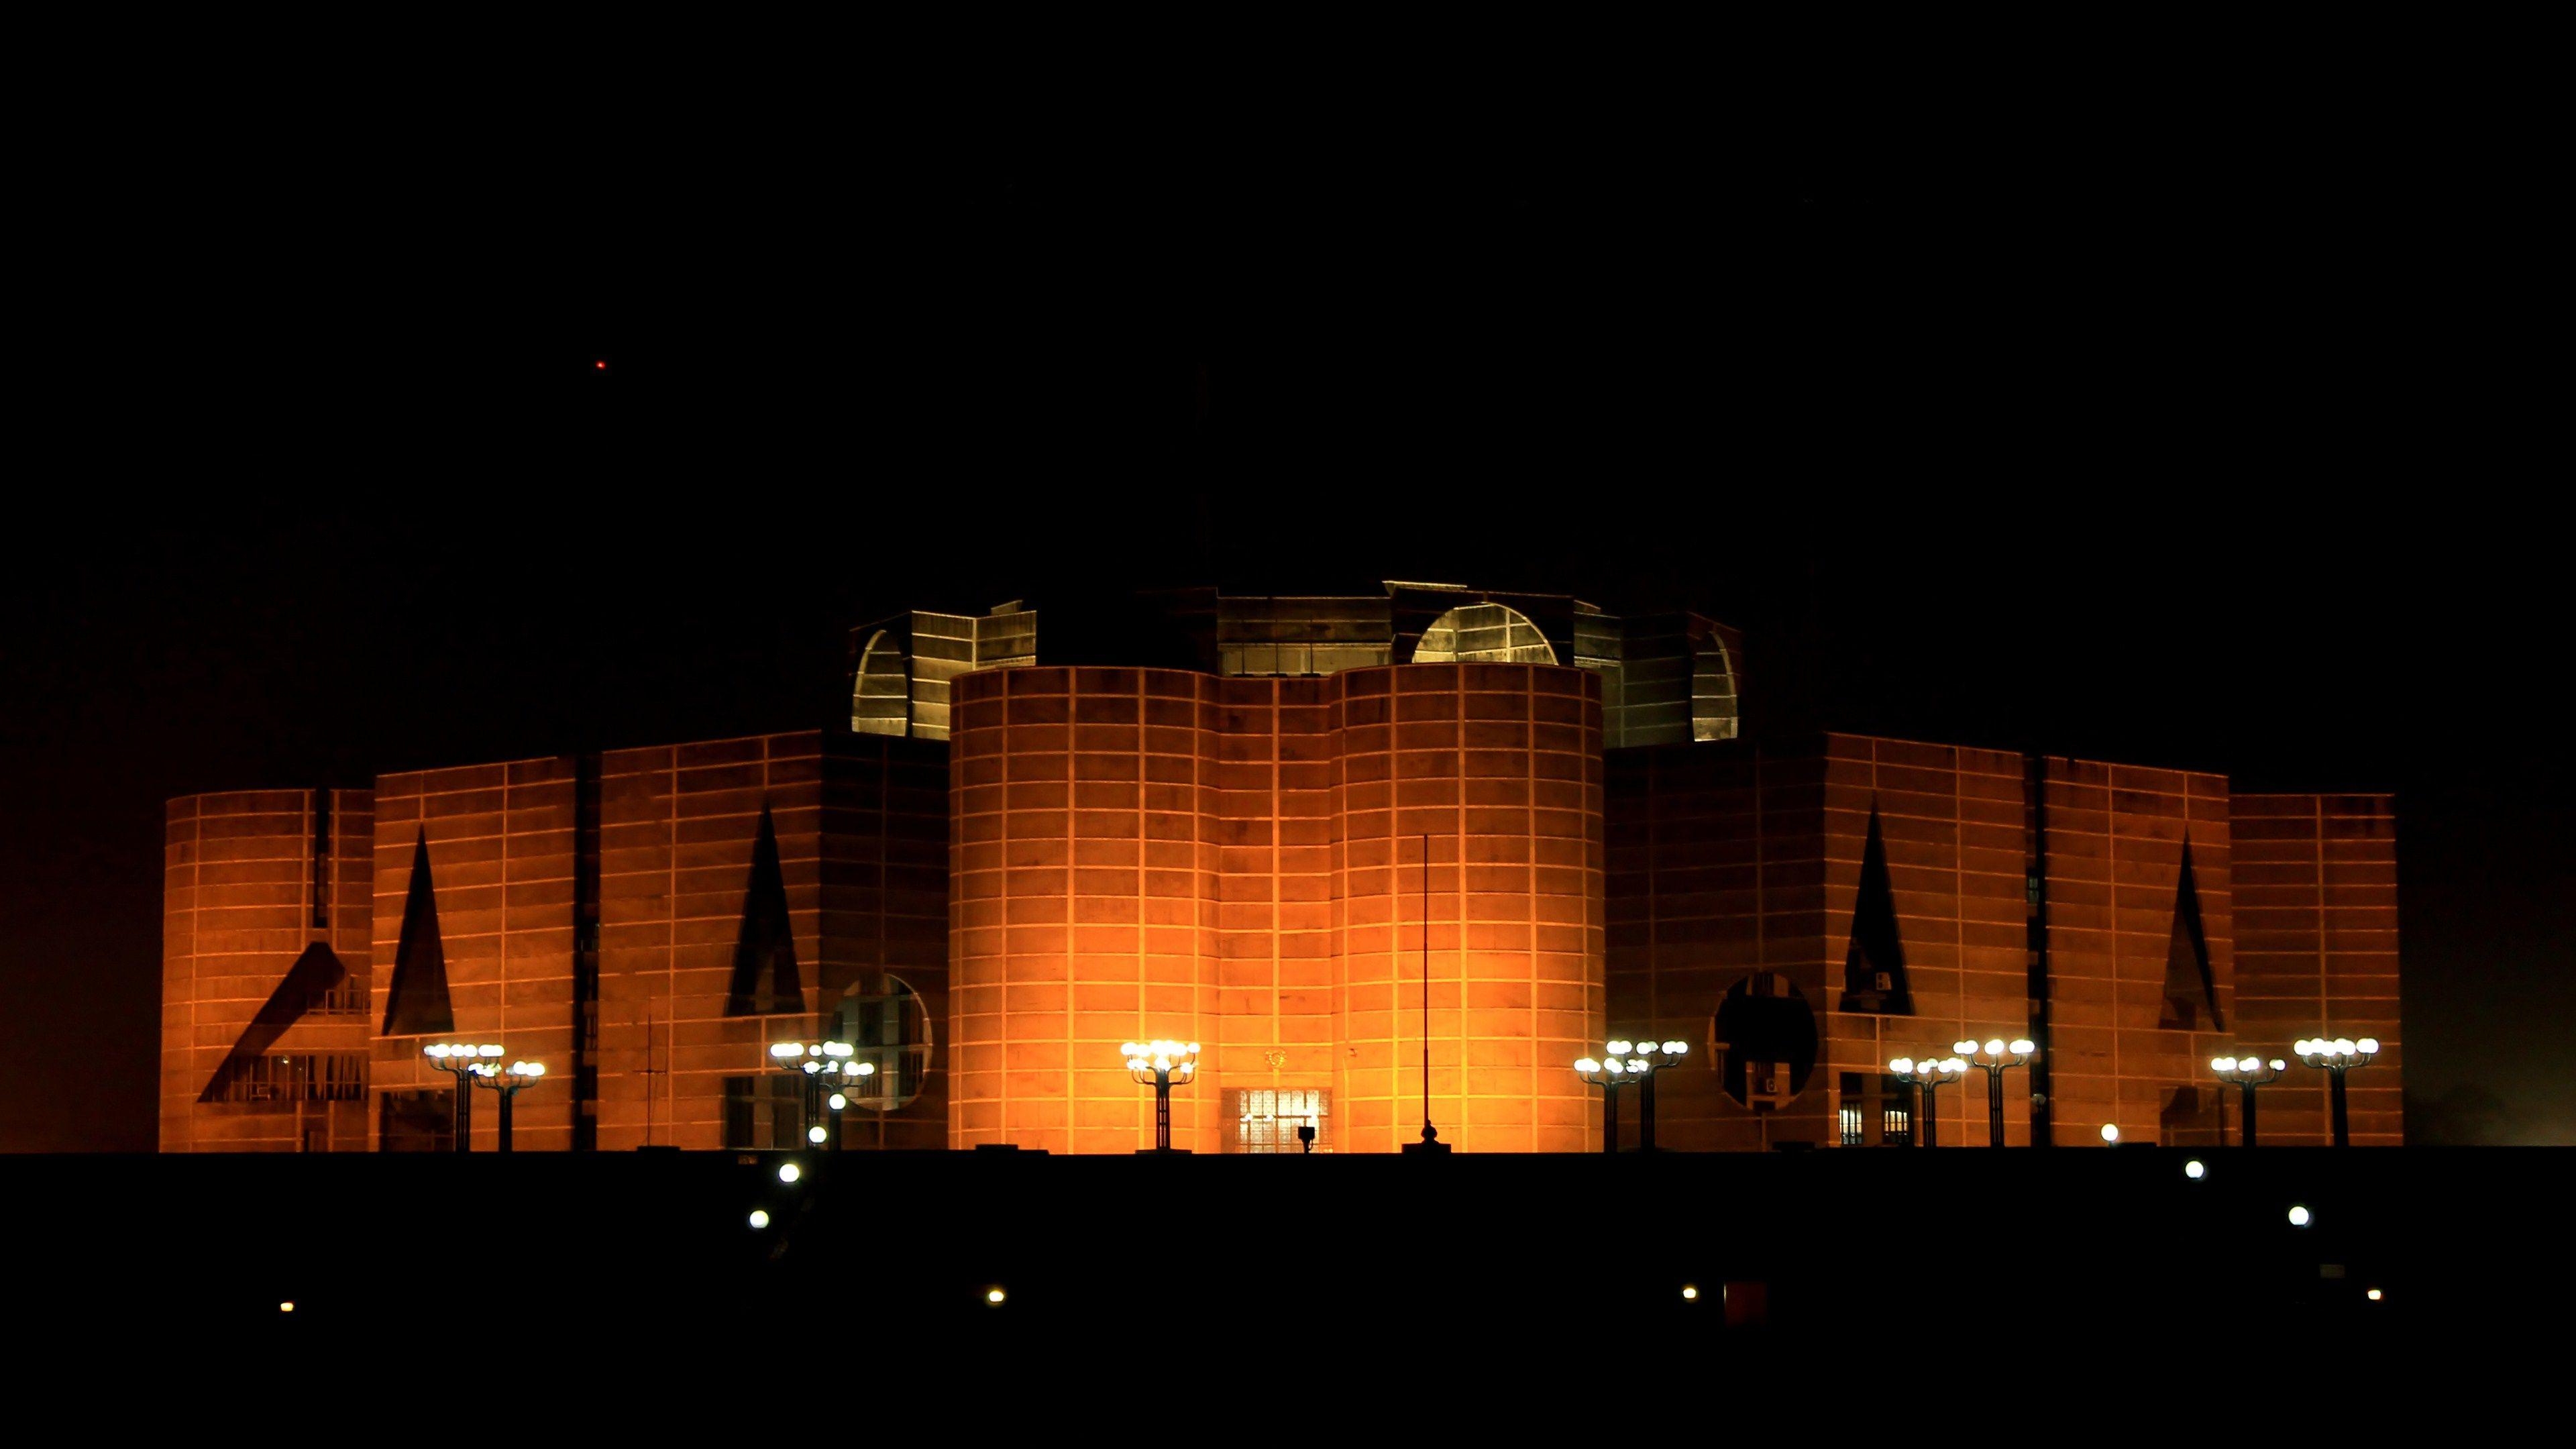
1839 803 1914 1014
381 830 455 1036
726 803 806 1016
2159 840 2223 1030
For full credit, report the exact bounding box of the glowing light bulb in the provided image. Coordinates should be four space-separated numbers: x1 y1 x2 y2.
747 1210 771 1230
827 1093 847 1111
1890 1058 1915 1075
2099 1124 2120 1143
1575 1058 1601 1075
1661 1040 1688 1057
425 1044 451 1059
2288 1205 2311 1227
854 1062 876 1077
807 1126 827 1144
2213 1057 2236 1073
2184 1160 2206 1180
1606 1040 1633 1057
278 1301 294 1313
1680 1285 1699 1301
771 1042 800 1059
2008 1038 2035 1056
1984 1040 2006 1057
2365 1288 2383 1302
1953 1040 1977 1056
2356 1038 2379 1055
778 1163 801 1184
985 1287 1006 1305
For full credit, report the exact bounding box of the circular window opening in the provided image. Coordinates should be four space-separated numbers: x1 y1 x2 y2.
837 975 932 1110
1715 972 1818 1110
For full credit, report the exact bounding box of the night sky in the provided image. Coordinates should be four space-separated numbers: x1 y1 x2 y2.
5 103 2564 1150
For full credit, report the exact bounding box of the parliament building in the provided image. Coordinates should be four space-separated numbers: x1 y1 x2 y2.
158 580 2403 1157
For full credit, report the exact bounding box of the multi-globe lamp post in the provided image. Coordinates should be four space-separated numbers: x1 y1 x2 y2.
468 1058 546 1152
2295 1036 2380 1147
1123 1040 1199 1152
1955 1037 2036 1147
1888 1053 1967 1147
2210 1053 2286 1147
1613 1038 1686 1151
769 1040 875 1151
423 1042 502 1152
1572 1046 1644 1155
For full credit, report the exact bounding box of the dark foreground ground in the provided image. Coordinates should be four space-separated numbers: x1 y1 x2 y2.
7 1146 2549 1405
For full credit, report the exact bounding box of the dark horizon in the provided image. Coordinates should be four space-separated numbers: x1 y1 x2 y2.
5 107 2565 1150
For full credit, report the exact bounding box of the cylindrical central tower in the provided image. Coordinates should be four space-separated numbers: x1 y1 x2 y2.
949 662 1603 1154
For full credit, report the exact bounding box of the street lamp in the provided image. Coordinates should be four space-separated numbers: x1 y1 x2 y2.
770 1040 875 1150
1122 1040 1199 1152
1889 1055 1967 1147
2294 1036 2380 1147
2210 1054 2286 1147
468 1059 545 1152
1607 1038 1688 1152
1574 1051 1646 1155
423 1042 502 1153
1954 1038 2035 1148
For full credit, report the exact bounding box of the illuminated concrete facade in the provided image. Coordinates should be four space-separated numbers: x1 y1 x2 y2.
947 663 1603 1155
158 579 2404 1152
161 789 373 1152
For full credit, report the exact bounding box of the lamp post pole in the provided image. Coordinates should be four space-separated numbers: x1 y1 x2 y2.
469 1060 546 1151
2210 1053 2286 1147
1122 1040 1199 1152
2295 1037 2381 1147
771 1041 873 1151
1574 1054 1640 1155
1956 1037 2036 1147
1890 1055 1967 1148
1616 1038 1690 1152
423 1042 502 1153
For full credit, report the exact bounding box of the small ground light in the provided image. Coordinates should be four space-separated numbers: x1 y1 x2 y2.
594 360 606 370
748 1210 771 1230
2288 1205 2312 1227
279 1301 294 1313
985 1287 1006 1306
1681 1285 1699 1301
2185 1159 2206 1179
2100 1123 2120 1142
2367 1288 2384 1301
778 1162 802 1184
